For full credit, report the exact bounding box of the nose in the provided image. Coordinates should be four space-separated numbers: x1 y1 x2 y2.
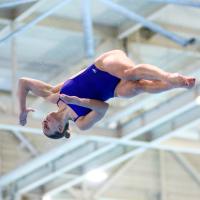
46 115 51 122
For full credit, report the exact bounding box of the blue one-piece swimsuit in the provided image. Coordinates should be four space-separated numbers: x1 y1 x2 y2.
58 64 120 121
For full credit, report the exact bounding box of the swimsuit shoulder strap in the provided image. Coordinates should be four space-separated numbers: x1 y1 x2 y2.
57 97 79 122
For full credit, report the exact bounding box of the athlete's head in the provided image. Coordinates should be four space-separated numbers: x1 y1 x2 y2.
42 112 70 139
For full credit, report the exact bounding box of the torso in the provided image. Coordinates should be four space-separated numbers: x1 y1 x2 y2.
61 64 120 117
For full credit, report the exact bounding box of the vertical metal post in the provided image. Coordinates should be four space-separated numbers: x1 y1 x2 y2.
81 0 95 58
0 188 2 200
14 193 21 200
159 151 166 200
11 22 17 114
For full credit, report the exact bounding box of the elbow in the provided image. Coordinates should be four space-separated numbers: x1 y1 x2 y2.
18 77 29 93
77 123 90 131
78 125 90 131
18 77 28 85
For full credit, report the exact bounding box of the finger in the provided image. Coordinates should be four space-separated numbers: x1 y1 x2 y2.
27 108 35 112
60 94 69 99
60 95 68 101
59 94 65 98
20 120 26 126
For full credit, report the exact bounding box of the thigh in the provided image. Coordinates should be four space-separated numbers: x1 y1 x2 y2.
114 80 142 98
95 50 135 79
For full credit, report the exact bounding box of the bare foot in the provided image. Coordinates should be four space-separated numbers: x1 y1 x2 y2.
167 73 196 89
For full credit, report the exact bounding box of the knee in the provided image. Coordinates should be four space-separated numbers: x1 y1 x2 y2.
135 80 146 91
116 81 143 97
122 67 138 80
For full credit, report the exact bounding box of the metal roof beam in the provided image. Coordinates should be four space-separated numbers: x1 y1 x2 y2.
122 83 200 135
130 42 200 59
0 0 73 44
0 113 115 137
14 141 101 192
99 0 194 46
43 118 200 197
17 100 200 194
17 143 121 194
0 0 38 9
19 13 117 38
171 153 200 185
87 135 200 155
94 155 155 198
13 130 38 156
2 84 199 191
0 137 87 187
118 5 167 39
0 0 48 38
150 0 200 8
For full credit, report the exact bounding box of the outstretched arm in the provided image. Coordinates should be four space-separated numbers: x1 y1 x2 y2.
18 77 53 110
60 94 109 130
18 77 59 125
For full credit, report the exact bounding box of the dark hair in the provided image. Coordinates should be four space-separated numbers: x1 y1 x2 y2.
45 120 71 139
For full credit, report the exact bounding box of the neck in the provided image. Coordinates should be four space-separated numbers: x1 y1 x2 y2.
57 104 71 122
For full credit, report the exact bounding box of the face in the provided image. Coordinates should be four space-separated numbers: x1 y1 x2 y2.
42 112 63 136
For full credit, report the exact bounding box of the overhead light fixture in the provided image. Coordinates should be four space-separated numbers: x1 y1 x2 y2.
108 121 118 129
42 195 52 200
85 169 108 183
195 96 200 105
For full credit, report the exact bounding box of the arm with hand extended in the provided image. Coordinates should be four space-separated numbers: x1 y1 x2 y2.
59 94 109 114
59 94 109 130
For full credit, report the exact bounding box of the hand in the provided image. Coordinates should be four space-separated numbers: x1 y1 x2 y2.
19 108 35 126
59 94 76 104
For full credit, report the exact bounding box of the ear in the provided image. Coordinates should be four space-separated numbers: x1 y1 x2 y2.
58 124 63 132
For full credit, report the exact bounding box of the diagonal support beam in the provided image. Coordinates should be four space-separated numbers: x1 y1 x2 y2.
0 137 86 187
94 156 149 198
0 0 49 39
87 135 200 155
0 0 73 44
43 118 200 197
2 85 199 193
99 0 195 46
13 130 38 156
150 0 200 8
18 104 200 195
171 153 200 185
0 0 38 9
118 5 166 39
